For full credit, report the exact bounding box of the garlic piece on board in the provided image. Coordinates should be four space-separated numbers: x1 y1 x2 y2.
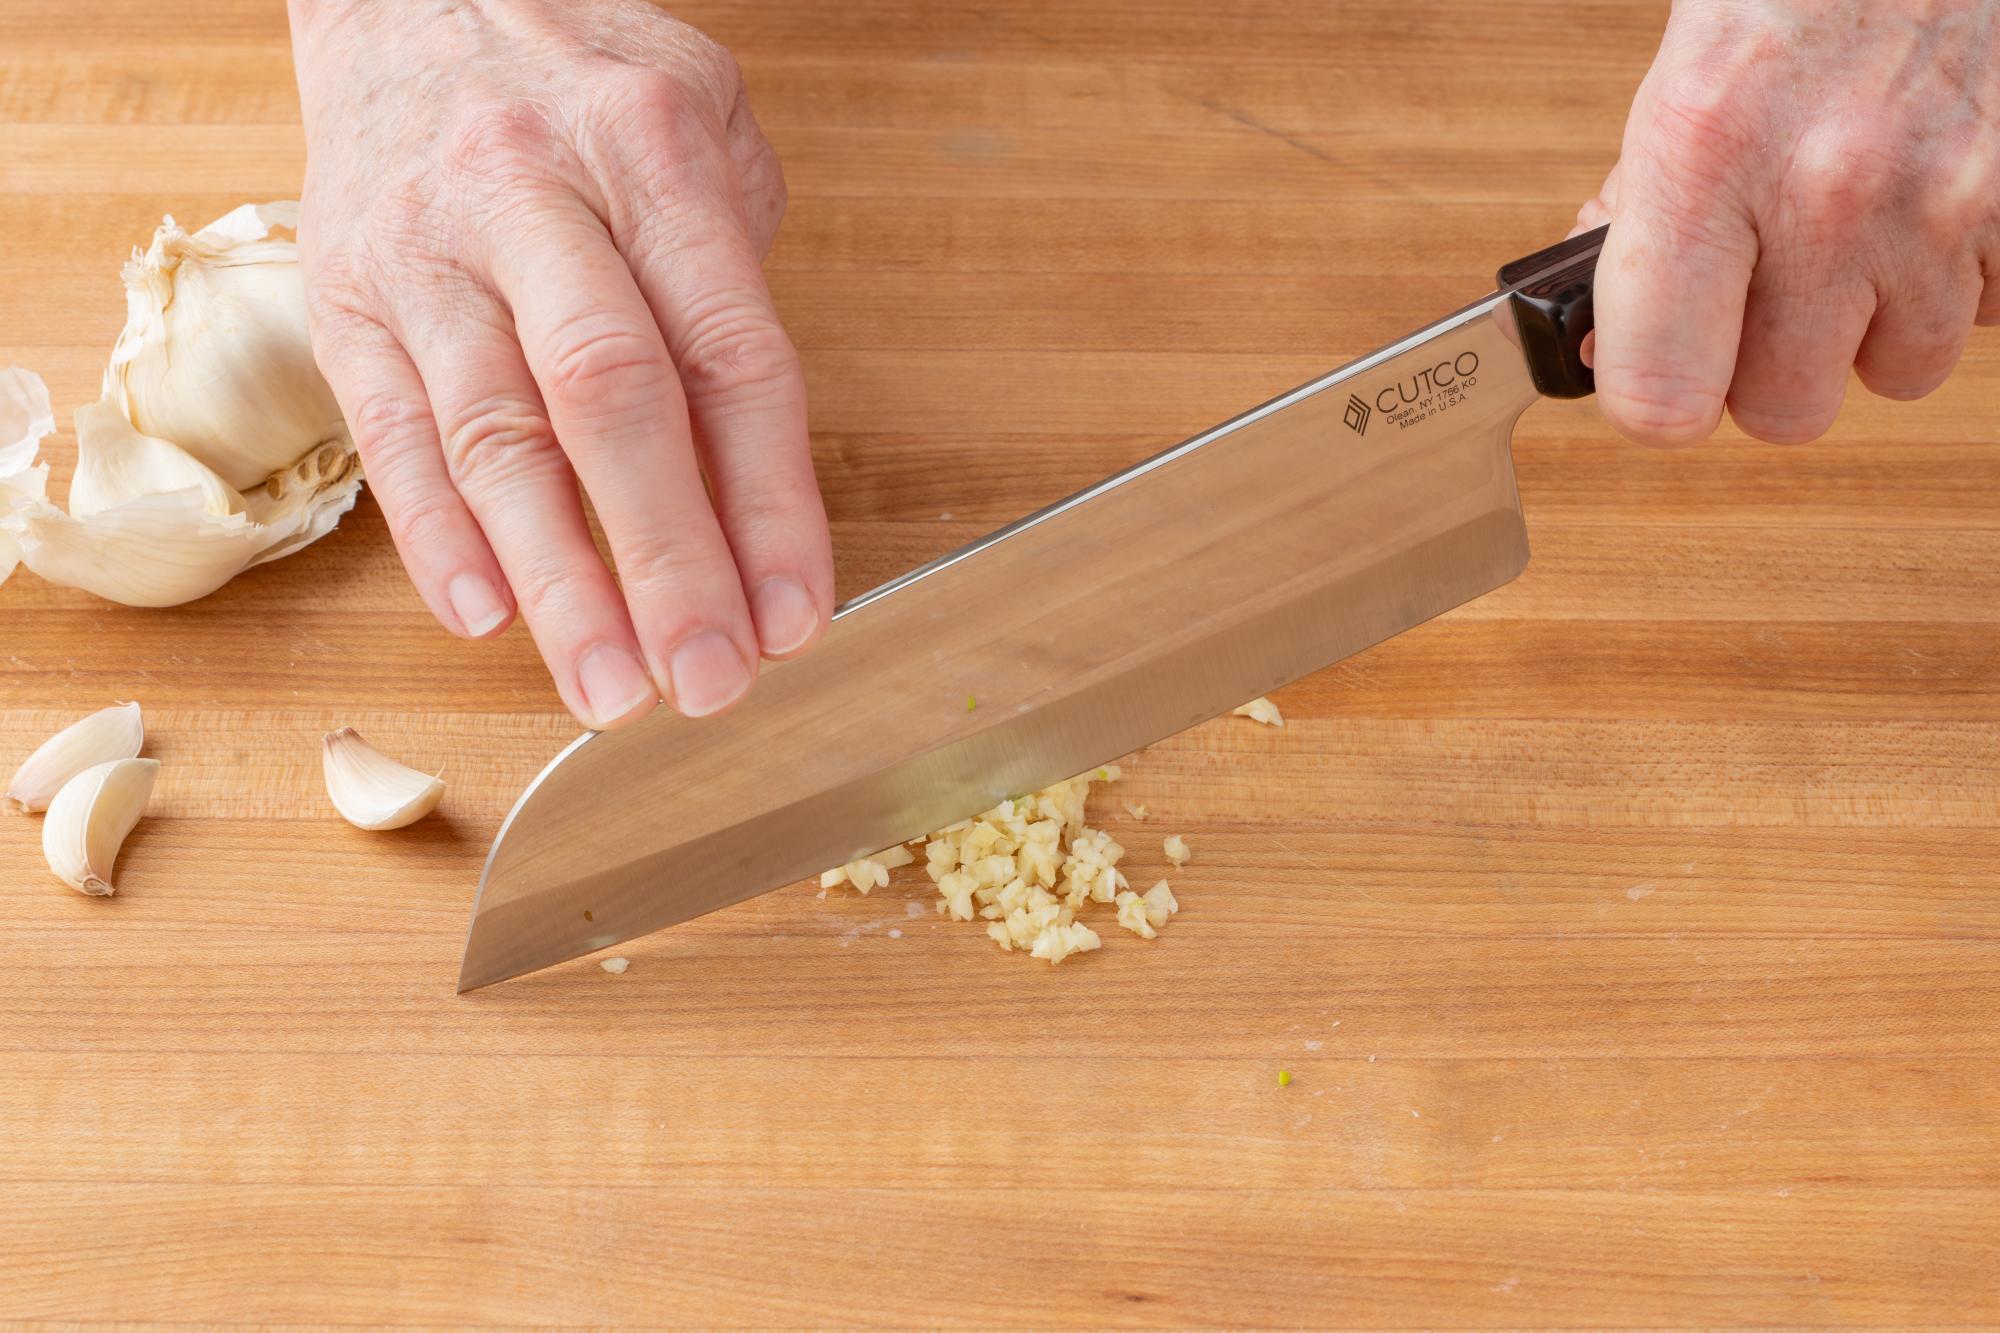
1163 834 1191 867
1233 696 1284 727
322 727 444 831
6 701 144 814
42 757 159 896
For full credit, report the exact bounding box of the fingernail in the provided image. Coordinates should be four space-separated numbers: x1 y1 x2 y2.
577 643 658 728
448 573 509 638
669 629 752 717
749 576 820 657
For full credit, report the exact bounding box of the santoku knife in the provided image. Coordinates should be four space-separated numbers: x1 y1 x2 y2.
458 225 1607 990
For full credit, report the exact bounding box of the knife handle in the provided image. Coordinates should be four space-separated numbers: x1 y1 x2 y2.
1498 224 1606 401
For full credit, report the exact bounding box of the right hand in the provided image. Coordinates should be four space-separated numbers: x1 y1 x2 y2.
287 0 832 730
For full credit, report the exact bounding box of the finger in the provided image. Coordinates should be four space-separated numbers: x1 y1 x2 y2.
308 305 516 640
488 196 762 718
1593 95 1760 446
1853 266 1982 402
1570 161 1621 239
1979 251 2000 327
613 175 832 664
1724 258 1875 444
391 277 661 732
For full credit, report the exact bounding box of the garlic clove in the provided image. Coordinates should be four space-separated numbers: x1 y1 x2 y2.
322 727 444 831
6 701 144 814
68 400 242 520
42 757 159 896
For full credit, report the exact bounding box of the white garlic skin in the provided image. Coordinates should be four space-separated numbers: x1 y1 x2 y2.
5 702 144 814
42 757 159 896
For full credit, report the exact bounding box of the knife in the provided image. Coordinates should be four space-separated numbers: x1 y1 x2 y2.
458 225 1606 991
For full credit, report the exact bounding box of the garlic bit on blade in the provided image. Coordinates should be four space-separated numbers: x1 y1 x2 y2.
322 727 445 831
6 701 144 814
0 203 363 608
42 757 159 896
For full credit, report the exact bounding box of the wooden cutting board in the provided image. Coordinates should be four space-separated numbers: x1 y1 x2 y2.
2 1 1996 1324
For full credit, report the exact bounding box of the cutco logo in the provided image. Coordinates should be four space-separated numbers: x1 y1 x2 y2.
1375 351 1480 414
1353 350 1481 434
1343 393 1372 435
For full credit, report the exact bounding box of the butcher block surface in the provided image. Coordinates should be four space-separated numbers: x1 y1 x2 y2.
2 1 1997 1325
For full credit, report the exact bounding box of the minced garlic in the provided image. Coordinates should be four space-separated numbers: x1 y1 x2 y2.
824 765 1172 964
1115 879 1180 939
820 843 916 894
1233 696 1284 727
1163 834 1191 867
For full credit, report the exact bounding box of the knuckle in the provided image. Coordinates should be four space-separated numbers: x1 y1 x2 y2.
675 304 800 403
615 527 732 597
541 321 671 415
1857 360 1951 403
1727 400 1837 446
345 386 434 458
510 551 597 623
446 101 560 187
1643 85 1753 178
391 490 470 557
438 395 560 485
1602 367 1726 445
304 261 380 336
598 68 715 158
1787 137 1902 238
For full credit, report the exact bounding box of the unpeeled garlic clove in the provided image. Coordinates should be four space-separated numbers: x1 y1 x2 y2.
6 701 144 814
42 757 159 896
322 727 444 831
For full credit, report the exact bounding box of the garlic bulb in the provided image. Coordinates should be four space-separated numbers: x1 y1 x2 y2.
322 727 444 831
42 757 159 896
5 701 144 814
0 203 363 609
108 201 348 491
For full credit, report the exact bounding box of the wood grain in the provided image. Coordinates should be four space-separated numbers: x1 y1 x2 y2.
1 0 1996 1324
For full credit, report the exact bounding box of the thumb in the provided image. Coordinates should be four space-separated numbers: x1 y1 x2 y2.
1592 115 1759 446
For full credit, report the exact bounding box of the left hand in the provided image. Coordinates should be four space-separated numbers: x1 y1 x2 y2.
1577 0 2000 446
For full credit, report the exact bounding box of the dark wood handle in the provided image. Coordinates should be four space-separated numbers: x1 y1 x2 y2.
1498 225 1606 401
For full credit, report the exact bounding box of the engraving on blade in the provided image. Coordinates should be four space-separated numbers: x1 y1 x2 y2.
460 298 1539 990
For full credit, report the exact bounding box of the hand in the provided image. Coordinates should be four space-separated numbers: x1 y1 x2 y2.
287 0 832 729
1577 0 2000 446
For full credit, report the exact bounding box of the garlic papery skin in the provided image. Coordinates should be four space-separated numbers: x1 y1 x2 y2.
107 201 349 491
0 367 55 582
5 702 144 814
1 401 360 607
42 758 159 896
323 728 444 831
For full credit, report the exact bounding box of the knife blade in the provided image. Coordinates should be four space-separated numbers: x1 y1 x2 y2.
457 226 1606 991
